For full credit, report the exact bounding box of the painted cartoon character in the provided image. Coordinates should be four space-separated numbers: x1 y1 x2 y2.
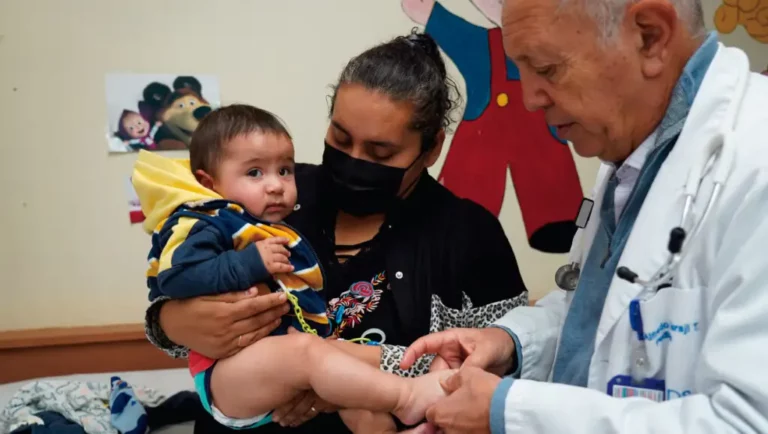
715 0 768 43
140 76 213 147
115 110 162 151
402 0 583 253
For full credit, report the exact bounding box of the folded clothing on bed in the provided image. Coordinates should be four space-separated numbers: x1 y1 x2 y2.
1 377 202 434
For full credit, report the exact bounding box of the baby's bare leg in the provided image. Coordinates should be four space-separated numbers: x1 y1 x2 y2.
210 334 315 419
212 333 453 425
211 333 408 420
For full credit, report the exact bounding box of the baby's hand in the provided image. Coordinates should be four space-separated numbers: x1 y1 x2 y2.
256 237 294 275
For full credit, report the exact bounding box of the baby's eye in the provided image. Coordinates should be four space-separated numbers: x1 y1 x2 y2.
177 102 184 108
279 167 293 176
189 100 196 106
247 169 263 178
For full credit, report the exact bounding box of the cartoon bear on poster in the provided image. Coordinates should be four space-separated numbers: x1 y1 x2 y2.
402 0 583 253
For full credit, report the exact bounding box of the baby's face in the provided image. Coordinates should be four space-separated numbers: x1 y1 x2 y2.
122 113 149 139
212 132 298 222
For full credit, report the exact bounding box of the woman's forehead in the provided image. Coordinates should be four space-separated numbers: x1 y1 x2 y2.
331 83 419 146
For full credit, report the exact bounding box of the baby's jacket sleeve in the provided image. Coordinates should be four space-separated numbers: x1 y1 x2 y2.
156 218 271 298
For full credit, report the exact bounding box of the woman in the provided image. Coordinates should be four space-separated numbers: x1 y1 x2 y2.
144 31 529 433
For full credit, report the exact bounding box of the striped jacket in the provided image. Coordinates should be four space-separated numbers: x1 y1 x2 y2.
132 151 329 377
146 199 330 376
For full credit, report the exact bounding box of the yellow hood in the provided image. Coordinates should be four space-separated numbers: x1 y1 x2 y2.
132 150 221 233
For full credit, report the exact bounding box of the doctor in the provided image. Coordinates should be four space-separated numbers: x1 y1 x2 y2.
400 0 768 432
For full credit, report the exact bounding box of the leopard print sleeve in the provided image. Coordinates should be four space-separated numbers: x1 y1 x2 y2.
431 291 529 331
462 292 529 329
379 344 435 378
145 296 189 359
379 292 528 377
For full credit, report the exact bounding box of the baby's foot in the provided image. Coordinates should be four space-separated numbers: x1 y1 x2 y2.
392 369 457 426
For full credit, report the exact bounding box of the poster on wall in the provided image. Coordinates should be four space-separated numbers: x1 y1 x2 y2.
401 0 583 254
126 176 145 225
105 73 221 153
714 0 768 44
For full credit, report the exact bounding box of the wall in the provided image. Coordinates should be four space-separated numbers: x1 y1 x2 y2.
703 0 768 71
0 0 763 330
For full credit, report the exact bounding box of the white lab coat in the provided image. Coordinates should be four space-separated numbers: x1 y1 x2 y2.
494 44 768 433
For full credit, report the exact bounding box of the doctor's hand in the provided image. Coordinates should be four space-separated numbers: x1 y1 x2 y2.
425 367 501 434
401 328 516 376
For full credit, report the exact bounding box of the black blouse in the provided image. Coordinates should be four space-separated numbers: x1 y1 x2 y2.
326 236 399 344
146 164 529 434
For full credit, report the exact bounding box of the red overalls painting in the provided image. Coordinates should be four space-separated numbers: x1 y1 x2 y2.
411 1 584 253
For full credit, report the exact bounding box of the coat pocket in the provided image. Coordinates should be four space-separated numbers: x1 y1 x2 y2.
634 286 705 395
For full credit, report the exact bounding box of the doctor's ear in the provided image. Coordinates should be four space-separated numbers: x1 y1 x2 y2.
627 0 678 78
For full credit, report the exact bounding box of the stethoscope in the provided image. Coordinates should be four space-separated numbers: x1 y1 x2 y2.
553 138 729 292
555 60 747 293
553 54 749 382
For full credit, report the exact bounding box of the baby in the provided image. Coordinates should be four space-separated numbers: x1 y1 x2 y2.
132 104 450 433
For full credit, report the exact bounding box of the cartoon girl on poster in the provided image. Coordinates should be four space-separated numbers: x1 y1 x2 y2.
402 0 583 253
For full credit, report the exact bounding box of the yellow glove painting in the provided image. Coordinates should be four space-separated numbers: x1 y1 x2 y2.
715 0 768 43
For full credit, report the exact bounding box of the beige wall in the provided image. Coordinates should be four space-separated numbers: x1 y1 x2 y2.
0 0 764 330
703 0 768 71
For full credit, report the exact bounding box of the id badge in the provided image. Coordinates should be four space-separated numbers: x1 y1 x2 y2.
607 375 665 402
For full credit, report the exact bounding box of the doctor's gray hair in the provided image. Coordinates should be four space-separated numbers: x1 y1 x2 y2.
553 0 706 41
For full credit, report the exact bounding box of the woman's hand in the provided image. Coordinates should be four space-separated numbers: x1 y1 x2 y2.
159 288 290 359
272 391 337 428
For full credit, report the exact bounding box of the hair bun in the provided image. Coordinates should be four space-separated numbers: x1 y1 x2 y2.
405 29 446 78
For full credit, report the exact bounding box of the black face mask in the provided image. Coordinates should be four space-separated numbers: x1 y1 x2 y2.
322 143 422 216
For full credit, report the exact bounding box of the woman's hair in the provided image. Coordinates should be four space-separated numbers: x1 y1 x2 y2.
329 29 460 151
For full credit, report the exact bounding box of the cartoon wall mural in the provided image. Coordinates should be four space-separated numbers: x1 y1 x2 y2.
401 0 583 253
714 0 768 43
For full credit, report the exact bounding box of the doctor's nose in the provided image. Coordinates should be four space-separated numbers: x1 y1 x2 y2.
520 74 554 113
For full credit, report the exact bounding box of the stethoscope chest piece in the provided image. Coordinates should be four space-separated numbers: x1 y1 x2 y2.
555 262 581 291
